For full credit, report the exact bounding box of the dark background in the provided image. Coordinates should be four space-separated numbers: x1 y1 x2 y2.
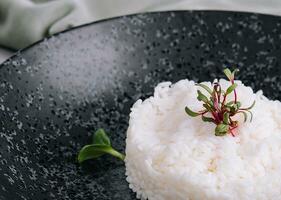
0 11 280 199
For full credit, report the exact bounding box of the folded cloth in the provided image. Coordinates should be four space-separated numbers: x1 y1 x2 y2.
0 47 11 63
1 0 281 50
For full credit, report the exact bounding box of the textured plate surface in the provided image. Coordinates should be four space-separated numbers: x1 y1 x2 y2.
0 11 281 200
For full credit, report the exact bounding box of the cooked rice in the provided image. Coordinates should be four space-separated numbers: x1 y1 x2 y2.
125 79 281 200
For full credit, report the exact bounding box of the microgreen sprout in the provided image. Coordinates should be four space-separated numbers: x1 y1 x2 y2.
78 129 125 164
185 68 255 136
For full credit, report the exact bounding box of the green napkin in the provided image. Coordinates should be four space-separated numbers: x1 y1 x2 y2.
1 0 281 50
0 0 169 50
0 0 90 49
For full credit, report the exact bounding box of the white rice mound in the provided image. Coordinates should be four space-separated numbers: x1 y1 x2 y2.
125 79 281 200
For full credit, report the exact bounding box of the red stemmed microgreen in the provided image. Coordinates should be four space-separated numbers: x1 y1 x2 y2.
185 68 255 136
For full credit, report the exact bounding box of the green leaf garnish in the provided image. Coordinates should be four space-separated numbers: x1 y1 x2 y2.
226 101 235 106
203 103 214 112
230 105 236 113
196 83 213 95
78 144 125 163
223 68 233 81
185 106 201 117
78 129 125 164
197 90 209 103
247 110 253 122
238 111 248 122
241 100 256 110
92 128 111 146
225 83 238 95
215 123 229 136
231 69 239 79
185 68 255 137
202 115 215 123
235 101 241 109
232 102 241 112
223 112 229 124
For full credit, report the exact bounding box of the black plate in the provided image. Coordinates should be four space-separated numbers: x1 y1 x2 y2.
1 11 281 200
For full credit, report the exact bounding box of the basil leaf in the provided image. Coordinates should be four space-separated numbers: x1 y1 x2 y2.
92 129 111 146
78 144 125 163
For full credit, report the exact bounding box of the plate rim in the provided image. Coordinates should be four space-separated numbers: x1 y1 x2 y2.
1 10 280 66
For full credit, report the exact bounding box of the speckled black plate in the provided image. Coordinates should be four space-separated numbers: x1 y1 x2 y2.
0 11 281 200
